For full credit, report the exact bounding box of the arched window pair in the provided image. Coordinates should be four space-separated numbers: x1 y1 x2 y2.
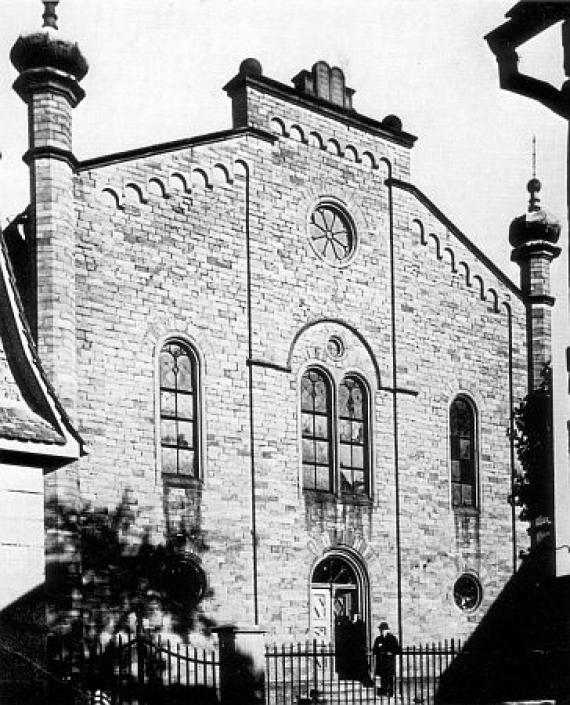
159 340 200 481
449 395 477 510
301 368 369 496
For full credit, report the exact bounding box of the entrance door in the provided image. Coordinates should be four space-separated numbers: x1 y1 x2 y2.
310 554 365 643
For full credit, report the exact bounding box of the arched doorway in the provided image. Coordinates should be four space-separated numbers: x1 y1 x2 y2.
310 552 368 642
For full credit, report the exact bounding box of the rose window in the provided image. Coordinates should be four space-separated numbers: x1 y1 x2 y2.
309 204 355 265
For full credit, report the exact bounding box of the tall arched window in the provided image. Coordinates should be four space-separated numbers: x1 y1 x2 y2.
339 375 368 495
450 396 477 509
301 368 333 491
159 340 199 480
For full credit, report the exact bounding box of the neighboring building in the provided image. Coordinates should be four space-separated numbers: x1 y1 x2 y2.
0 3 559 673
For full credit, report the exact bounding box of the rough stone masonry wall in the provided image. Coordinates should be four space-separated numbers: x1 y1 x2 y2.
391 189 528 642
235 85 529 643
72 80 529 644
73 135 266 628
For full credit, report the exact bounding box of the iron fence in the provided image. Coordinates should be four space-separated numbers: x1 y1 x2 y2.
47 631 220 705
265 639 463 705
48 632 463 705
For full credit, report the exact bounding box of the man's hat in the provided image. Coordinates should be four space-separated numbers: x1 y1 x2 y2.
379 621 389 630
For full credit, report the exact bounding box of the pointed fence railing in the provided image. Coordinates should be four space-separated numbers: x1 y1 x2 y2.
264 639 464 705
47 631 220 704
47 632 464 705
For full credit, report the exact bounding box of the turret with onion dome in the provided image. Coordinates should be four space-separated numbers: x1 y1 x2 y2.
10 1 88 109
509 177 561 251
10 1 87 79
8 0 87 413
509 167 561 391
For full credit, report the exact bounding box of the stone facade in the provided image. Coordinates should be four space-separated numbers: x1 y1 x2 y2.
4 32 537 649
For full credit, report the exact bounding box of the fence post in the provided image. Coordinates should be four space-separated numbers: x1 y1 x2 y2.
213 624 267 705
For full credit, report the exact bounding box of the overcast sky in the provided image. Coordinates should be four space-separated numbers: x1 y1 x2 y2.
0 0 567 291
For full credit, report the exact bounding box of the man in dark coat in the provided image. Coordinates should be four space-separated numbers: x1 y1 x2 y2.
335 614 373 684
372 622 400 696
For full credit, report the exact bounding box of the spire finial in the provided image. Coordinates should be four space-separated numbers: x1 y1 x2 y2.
527 135 541 212
42 1 59 30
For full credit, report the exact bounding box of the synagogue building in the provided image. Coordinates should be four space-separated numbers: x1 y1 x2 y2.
0 4 560 677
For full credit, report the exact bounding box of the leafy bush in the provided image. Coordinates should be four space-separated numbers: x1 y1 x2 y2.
510 364 553 524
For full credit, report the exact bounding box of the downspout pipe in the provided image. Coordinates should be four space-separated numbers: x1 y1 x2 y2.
505 302 518 573
242 161 259 624
384 164 403 646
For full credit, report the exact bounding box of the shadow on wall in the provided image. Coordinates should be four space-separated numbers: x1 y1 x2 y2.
437 539 570 703
0 584 50 705
0 490 241 705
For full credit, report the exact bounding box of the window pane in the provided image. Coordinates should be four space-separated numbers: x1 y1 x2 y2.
178 449 195 476
451 460 461 481
339 444 351 469
340 468 353 492
313 378 328 413
161 419 177 445
303 464 316 489
353 471 365 494
302 439 315 463
161 390 176 416
301 378 314 411
315 441 329 464
459 438 471 460
162 446 177 474
450 437 460 461
314 414 329 440
338 384 350 417
454 401 472 436
462 484 473 506
339 419 351 443
177 421 194 449
177 392 194 420
352 421 363 443
352 446 364 469
177 354 193 392
160 350 175 388
301 412 313 436
315 468 330 491
452 483 462 507
351 386 363 419
461 460 474 482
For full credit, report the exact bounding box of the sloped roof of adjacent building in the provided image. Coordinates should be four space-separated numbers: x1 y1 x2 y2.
0 222 83 462
0 404 64 445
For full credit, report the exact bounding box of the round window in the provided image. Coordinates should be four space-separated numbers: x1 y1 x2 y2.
309 203 355 265
327 336 345 360
453 573 482 611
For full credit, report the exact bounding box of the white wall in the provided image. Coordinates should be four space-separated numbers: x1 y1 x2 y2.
0 464 44 612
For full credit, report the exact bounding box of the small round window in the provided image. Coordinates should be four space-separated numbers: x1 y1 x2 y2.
453 573 482 612
309 203 355 266
327 336 345 360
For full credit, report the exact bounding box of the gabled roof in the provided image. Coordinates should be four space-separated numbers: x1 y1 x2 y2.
0 225 83 465
388 178 524 301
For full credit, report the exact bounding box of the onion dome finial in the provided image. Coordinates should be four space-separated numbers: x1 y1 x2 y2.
527 177 541 212
10 0 88 83
42 1 59 30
